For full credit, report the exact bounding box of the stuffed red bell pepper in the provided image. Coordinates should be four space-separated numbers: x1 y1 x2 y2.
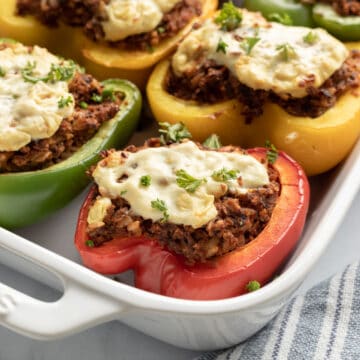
75 124 310 300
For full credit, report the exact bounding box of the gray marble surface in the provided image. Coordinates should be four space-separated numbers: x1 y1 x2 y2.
1 184 360 360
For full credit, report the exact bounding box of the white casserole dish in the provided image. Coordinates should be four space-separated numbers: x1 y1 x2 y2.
1 121 360 351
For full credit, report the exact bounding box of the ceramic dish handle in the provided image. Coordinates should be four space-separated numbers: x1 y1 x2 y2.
0 227 126 340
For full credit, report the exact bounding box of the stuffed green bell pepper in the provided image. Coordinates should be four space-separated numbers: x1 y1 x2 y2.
0 40 141 229
243 0 360 42
243 0 315 27
312 2 360 41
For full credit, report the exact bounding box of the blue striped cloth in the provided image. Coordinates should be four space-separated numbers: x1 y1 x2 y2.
196 262 360 360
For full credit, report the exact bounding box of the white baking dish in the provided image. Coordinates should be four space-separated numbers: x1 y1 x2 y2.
1 123 360 350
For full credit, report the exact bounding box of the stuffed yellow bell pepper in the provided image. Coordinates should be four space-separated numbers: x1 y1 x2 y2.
147 4 360 176
0 0 218 89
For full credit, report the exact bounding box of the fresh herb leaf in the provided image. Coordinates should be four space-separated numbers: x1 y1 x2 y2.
101 88 116 102
21 61 38 83
79 101 88 109
91 88 117 104
159 122 192 144
203 134 222 149
91 93 103 103
157 26 165 34
276 43 296 61
268 12 293 25
0 67 6 77
211 168 238 182
303 31 318 45
120 190 127 196
216 38 228 54
151 199 169 222
215 1 242 31
140 175 151 187
240 36 260 55
46 61 77 83
85 240 95 247
58 95 73 108
265 140 278 164
176 169 206 193
21 60 77 84
246 280 261 292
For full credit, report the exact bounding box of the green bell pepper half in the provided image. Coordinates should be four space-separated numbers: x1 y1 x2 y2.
243 0 315 27
0 79 141 229
313 4 360 41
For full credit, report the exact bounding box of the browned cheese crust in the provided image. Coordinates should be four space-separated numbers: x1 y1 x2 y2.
16 0 202 51
87 139 280 265
0 70 121 173
165 50 360 122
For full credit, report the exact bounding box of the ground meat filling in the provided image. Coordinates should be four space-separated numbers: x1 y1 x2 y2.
16 0 202 51
0 72 121 173
166 50 360 122
86 0 201 51
302 0 360 16
16 0 102 27
87 140 280 265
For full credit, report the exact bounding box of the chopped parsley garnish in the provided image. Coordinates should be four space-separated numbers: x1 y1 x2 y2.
240 36 260 55
276 43 296 61
268 12 293 26
90 88 117 104
157 26 165 34
265 140 278 164
151 199 169 222
303 31 318 45
91 93 103 103
203 134 222 149
215 1 242 31
79 101 88 109
140 175 151 187
216 38 228 54
85 240 95 247
159 122 192 144
246 280 261 292
58 95 73 108
211 168 238 182
120 190 127 196
101 88 116 102
176 169 206 193
21 60 77 84
21 61 38 83
0 67 6 77
47 61 77 82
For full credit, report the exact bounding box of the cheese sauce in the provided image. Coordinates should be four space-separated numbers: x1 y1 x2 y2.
172 9 349 98
88 141 269 229
102 0 180 41
0 43 75 152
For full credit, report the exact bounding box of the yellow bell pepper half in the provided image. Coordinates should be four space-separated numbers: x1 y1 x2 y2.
0 0 218 89
78 0 218 88
147 57 360 176
0 0 81 60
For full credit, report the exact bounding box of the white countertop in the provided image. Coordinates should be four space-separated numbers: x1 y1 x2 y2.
1 182 360 360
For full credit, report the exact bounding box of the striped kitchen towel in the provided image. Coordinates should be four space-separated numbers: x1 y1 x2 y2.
196 262 360 360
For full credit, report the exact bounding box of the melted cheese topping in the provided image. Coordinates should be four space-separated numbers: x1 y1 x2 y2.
89 141 269 229
102 0 180 41
0 43 75 152
172 10 349 98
